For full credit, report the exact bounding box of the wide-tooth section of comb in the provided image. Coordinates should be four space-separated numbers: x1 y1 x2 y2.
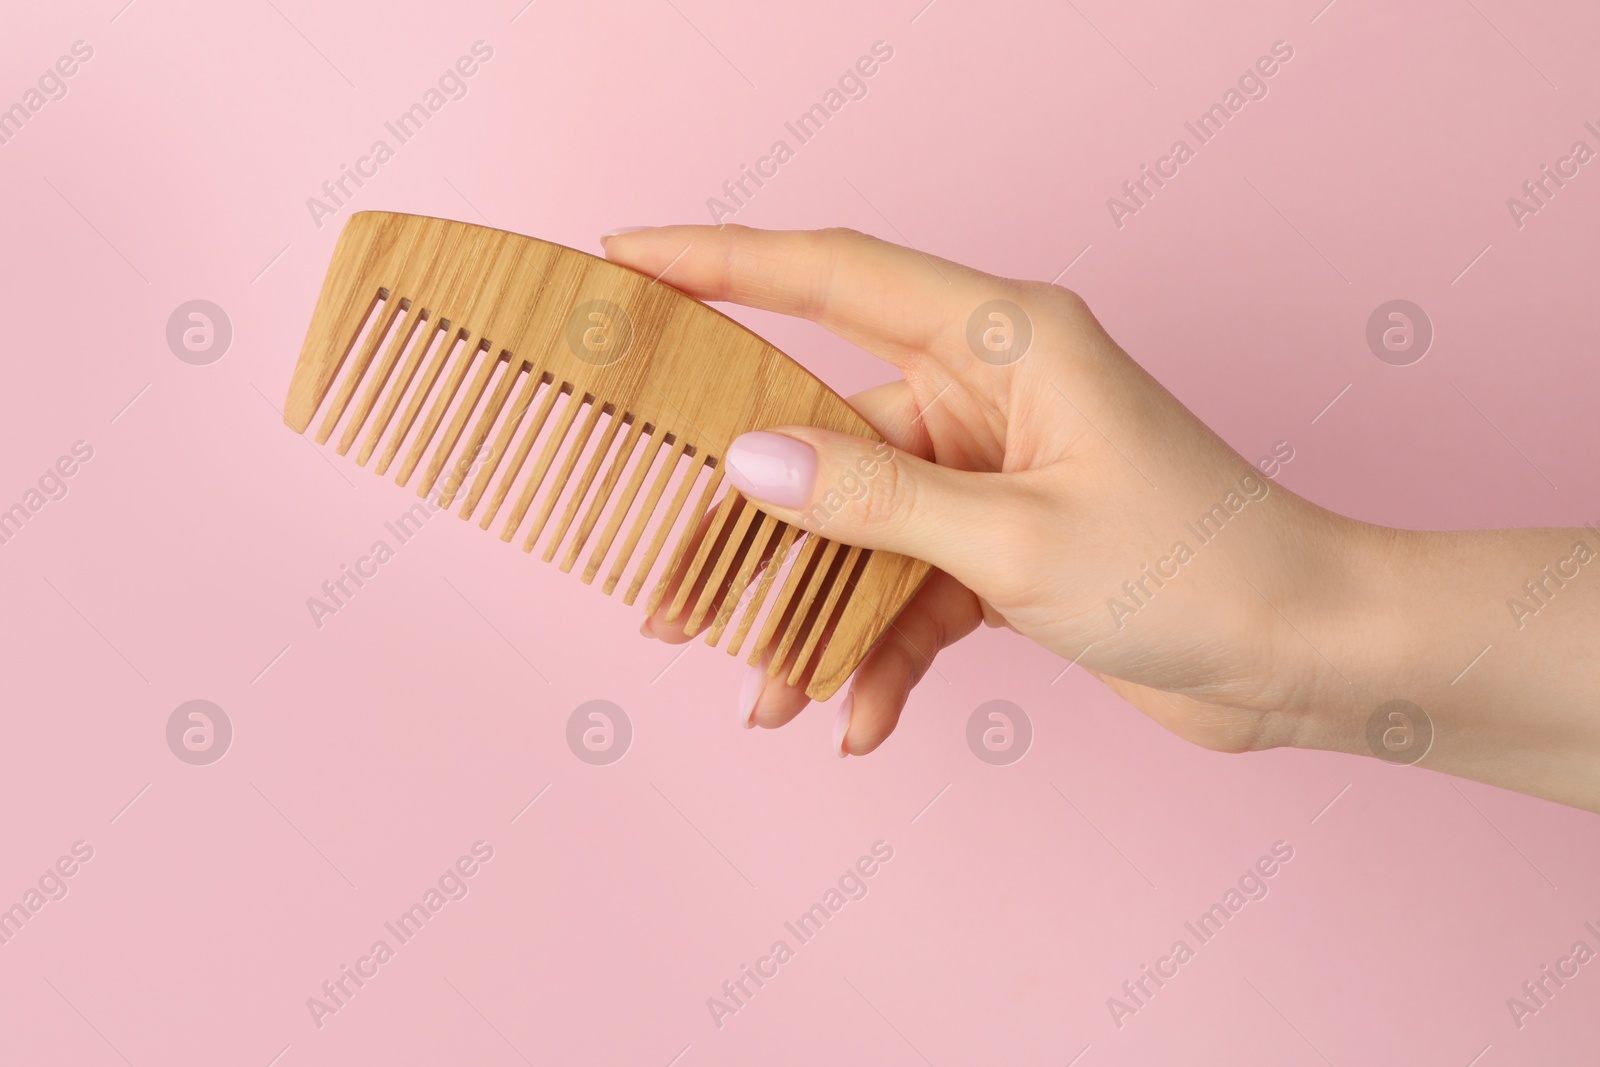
285 212 932 699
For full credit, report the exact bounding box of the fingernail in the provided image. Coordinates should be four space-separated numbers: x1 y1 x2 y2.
601 226 654 240
833 692 853 757
738 661 765 729
725 431 816 509
639 613 656 639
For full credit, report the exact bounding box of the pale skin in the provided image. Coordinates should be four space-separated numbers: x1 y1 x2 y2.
605 225 1600 814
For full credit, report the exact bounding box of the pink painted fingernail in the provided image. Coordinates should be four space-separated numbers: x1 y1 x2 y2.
600 226 654 240
639 614 656 639
833 692 853 757
738 661 765 729
725 431 816 509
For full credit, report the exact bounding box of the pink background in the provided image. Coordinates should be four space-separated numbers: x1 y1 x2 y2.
3 0 1599 1063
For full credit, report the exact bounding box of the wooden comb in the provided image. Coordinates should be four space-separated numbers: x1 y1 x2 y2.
283 211 932 700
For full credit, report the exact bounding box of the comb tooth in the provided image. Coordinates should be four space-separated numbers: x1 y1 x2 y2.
498 388 584 542
521 399 607 552
706 512 780 647
418 345 501 498
468 372 555 525
375 324 458 475
619 450 703 603
359 316 445 466
767 539 845 678
659 486 739 627
288 287 384 432
543 409 629 563
398 334 487 487
693 503 765 636
681 495 758 632
562 417 645 573
317 297 407 445
599 436 683 593
339 304 425 456
727 522 798 656
642 465 725 613
785 544 865 686
440 356 522 511
749 532 826 664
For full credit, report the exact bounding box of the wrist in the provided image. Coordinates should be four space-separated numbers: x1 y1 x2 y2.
1244 508 1418 757
1286 519 1600 808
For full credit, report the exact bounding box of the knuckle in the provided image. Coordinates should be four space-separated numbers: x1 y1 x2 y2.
1019 277 1089 316
817 225 868 243
789 230 846 320
858 449 913 531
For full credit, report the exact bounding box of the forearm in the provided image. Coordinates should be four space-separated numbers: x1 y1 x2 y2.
1301 520 1600 810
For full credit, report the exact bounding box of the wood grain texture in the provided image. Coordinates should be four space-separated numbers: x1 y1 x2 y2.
284 211 932 700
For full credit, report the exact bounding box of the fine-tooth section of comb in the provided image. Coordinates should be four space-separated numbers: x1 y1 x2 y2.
285 211 932 700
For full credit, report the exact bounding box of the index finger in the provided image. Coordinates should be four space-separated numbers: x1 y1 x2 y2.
598 224 1003 366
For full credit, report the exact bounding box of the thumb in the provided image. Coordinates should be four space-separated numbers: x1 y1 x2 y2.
721 428 990 581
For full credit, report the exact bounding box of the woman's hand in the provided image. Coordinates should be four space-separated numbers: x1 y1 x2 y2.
607 225 1353 753
605 225 1600 812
